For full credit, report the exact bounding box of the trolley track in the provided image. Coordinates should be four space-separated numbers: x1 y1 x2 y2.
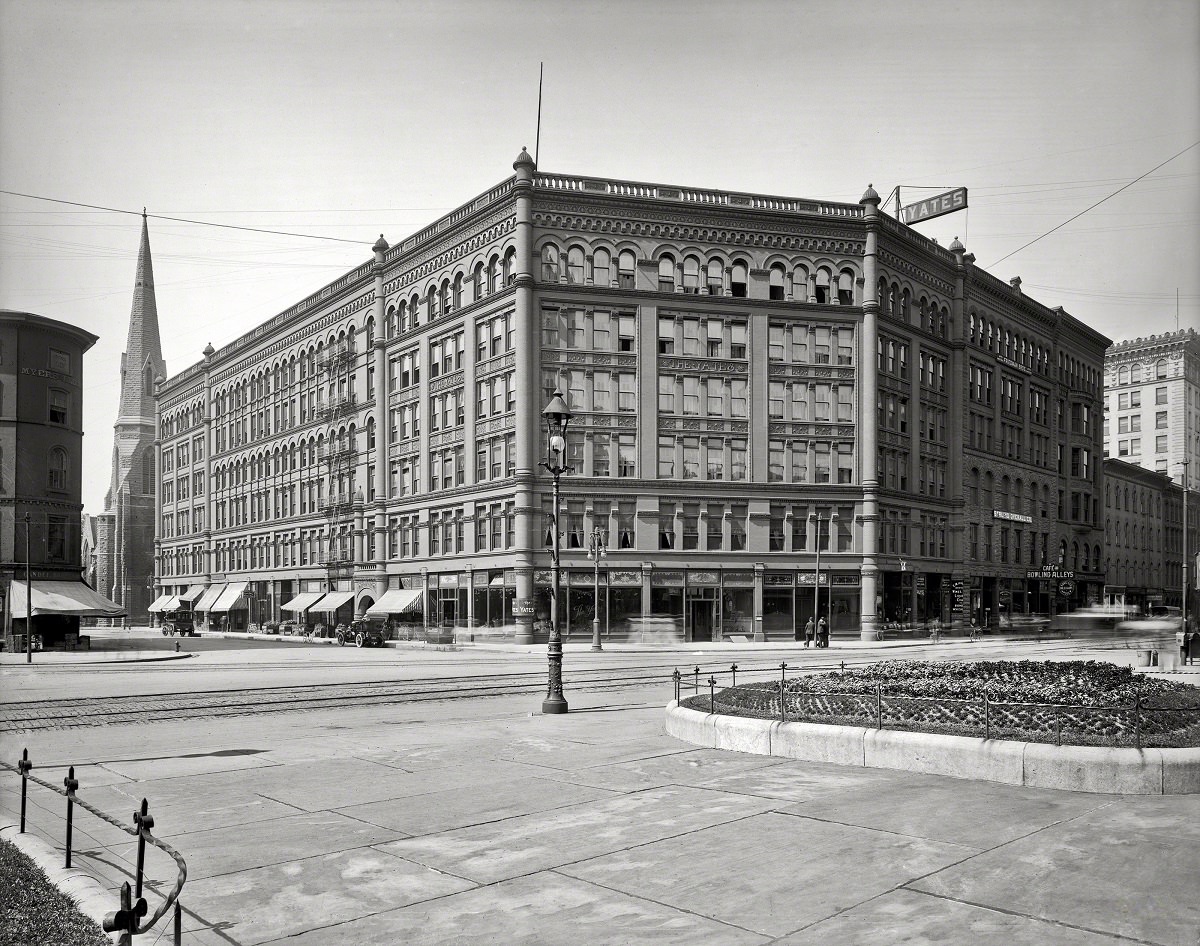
0 639 1121 735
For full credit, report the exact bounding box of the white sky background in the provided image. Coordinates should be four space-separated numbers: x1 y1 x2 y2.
1 0 1198 515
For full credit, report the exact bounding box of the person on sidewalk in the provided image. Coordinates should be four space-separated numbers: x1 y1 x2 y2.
803 617 814 648
817 616 828 648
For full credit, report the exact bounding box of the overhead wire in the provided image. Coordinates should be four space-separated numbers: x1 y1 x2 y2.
985 140 1200 267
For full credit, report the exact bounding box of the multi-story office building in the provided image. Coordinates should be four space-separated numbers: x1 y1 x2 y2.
1103 457 1174 611
1 310 123 648
153 152 1108 642
1104 328 1200 484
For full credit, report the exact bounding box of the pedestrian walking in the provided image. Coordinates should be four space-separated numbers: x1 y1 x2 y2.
803 617 814 647
817 616 828 648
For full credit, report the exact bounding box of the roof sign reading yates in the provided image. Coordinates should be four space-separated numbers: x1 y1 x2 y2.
899 187 968 225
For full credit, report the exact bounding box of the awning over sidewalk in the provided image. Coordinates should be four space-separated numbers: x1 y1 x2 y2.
193 584 226 612
8 581 125 618
178 584 206 603
209 581 249 612
281 591 325 613
310 590 355 613
147 594 174 612
365 589 423 619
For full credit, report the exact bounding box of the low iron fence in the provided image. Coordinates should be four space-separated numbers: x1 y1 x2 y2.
673 663 1200 750
2 749 188 945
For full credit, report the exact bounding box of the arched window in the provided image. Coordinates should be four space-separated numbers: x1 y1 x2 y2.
683 256 702 294
452 273 463 309
1118 365 1129 385
618 250 636 289
48 447 68 490
504 248 517 285
541 244 560 282
472 262 485 301
730 262 748 298
593 248 611 287
1156 358 1168 379
793 266 810 301
838 269 855 305
700 258 722 296
768 264 786 300
566 246 585 284
813 269 830 304
658 255 676 292
489 254 503 293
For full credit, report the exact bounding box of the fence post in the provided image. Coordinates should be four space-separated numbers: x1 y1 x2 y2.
1054 706 1062 746
672 668 681 703
175 900 182 945
694 666 700 694
102 880 146 946
730 663 737 688
133 799 154 903
779 662 788 722
875 684 883 729
983 691 990 741
64 766 79 868
1134 694 1141 750
17 749 31 833
709 676 716 714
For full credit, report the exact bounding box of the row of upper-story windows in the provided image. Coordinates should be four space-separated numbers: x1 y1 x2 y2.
540 243 862 304
1109 360 1171 386
385 251 517 337
877 279 950 339
968 310 1050 376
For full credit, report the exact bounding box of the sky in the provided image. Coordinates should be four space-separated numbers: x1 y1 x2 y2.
2 0 1198 515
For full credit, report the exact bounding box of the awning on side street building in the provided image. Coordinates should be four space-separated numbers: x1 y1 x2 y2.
178 585 207 603
209 582 249 612
147 595 180 613
365 589 423 619
281 591 325 613
193 584 226 612
8 581 125 618
310 590 355 613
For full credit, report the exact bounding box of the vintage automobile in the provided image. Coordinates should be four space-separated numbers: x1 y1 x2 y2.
160 612 198 637
336 620 386 648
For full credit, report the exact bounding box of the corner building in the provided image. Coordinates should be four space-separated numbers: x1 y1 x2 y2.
154 152 1108 642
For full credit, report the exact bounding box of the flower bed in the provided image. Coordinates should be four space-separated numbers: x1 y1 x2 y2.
681 660 1200 748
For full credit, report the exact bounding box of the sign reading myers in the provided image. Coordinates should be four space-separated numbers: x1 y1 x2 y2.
993 510 1033 524
899 187 967 225
1058 580 1077 598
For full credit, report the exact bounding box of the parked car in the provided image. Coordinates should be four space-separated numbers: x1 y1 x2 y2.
336 620 385 648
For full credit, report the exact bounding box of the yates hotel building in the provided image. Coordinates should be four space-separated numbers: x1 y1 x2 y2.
153 151 1108 642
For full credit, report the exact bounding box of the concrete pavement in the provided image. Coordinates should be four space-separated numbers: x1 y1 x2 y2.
2 671 1198 945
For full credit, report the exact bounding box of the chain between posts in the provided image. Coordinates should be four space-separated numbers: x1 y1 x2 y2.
3 751 188 945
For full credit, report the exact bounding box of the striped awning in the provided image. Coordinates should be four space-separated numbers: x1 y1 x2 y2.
178 584 207 603
193 584 226 612
147 594 175 613
209 581 249 612
281 591 325 613
310 590 355 613
364 589 423 619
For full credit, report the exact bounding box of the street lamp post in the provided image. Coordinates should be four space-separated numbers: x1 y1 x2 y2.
541 390 573 715
1182 458 1191 634
587 526 607 652
812 511 837 641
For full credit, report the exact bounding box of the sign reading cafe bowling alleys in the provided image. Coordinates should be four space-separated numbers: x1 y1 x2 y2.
898 187 968 225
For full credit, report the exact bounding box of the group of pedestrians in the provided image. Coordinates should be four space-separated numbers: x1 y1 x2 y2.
797 616 829 648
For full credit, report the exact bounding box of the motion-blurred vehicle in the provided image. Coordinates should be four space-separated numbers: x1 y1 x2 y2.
1049 605 1124 637
1118 605 1183 635
161 613 197 637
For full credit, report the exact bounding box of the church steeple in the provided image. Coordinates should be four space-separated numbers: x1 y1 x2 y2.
116 210 166 424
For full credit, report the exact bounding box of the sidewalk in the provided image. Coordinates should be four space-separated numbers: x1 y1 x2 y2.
2 683 1197 944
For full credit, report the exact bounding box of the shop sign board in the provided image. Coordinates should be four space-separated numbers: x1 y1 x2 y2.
993 510 1033 524
1058 579 1076 597
1027 568 1074 581
951 579 968 612
899 187 967 224
512 598 536 616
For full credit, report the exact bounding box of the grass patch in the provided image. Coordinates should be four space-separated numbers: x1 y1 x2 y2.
0 837 110 946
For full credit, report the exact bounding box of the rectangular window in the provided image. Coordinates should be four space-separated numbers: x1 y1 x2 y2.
49 390 69 424
1156 410 1168 429
658 317 675 355
658 503 675 549
658 375 675 414
1156 386 1167 404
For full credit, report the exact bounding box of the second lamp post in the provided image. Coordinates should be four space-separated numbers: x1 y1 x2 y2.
541 390 573 714
587 526 607 652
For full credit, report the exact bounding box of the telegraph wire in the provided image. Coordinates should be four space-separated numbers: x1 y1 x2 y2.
0 189 368 245
986 140 1200 268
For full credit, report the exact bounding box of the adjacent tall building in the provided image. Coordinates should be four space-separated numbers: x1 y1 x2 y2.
1103 328 1200 484
93 213 166 624
153 154 1109 642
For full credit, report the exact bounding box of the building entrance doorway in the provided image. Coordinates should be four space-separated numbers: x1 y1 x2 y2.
688 594 716 642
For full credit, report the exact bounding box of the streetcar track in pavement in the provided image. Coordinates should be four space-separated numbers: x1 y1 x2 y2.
0 640 1115 734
